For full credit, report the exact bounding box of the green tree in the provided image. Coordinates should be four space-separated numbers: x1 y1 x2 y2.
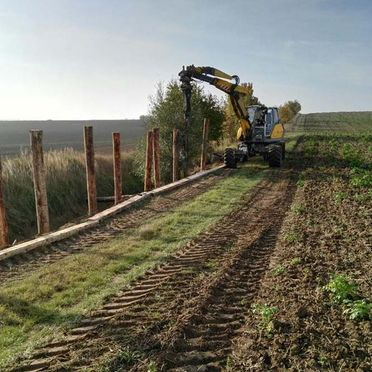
137 80 224 183
223 82 260 142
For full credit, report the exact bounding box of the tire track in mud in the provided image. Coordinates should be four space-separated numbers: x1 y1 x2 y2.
156 215 291 372
13 169 296 372
130 170 297 372
0 171 228 284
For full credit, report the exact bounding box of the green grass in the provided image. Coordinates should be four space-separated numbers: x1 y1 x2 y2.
98 346 143 371
290 203 306 214
283 230 301 243
294 112 372 133
0 163 266 368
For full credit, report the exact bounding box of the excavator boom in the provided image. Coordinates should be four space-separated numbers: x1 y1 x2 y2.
179 65 251 121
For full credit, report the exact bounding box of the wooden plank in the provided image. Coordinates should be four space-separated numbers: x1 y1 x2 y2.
88 194 149 222
172 128 179 182
84 126 97 216
153 127 161 188
112 132 122 205
0 157 9 248
30 130 50 234
200 118 209 170
144 130 154 191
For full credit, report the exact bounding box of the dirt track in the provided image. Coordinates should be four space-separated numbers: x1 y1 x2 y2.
14 166 297 371
0 170 228 284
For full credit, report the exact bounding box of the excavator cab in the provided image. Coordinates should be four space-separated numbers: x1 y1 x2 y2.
246 105 280 139
230 105 285 168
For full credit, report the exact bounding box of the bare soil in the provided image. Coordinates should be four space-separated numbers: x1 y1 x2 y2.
228 141 371 371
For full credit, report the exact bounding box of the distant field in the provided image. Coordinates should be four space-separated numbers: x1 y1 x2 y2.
292 111 372 132
0 119 146 155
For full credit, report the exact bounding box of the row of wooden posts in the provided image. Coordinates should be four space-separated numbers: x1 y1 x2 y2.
0 118 210 249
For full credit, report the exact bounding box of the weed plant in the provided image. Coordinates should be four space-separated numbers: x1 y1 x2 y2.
272 265 285 276
324 274 357 303
252 303 279 333
325 274 371 321
343 300 371 321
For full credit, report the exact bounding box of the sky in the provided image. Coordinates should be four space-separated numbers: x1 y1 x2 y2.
0 0 371 120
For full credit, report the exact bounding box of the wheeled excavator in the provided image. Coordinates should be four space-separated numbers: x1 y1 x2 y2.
178 65 285 168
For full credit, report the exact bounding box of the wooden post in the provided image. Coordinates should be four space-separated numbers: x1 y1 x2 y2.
84 126 97 216
172 128 179 182
0 158 9 248
30 130 50 234
200 118 209 171
144 130 154 191
153 127 161 188
112 132 122 205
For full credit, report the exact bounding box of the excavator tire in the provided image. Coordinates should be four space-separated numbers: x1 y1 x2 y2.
268 145 283 168
224 148 237 168
282 143 286 160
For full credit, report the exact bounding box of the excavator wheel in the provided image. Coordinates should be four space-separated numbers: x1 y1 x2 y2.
268 145 283 168
224 148 237 168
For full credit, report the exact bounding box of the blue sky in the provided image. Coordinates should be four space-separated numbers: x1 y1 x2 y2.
0 0 371 119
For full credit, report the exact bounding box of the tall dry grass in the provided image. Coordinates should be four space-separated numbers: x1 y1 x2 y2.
2 148 142 243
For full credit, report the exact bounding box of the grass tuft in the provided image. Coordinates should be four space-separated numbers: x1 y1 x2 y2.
284 230 301 243
289 257 302 266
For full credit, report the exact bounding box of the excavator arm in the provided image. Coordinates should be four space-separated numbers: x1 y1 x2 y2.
178 65 252 140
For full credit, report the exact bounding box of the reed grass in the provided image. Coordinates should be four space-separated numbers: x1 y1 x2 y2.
2 148 142 242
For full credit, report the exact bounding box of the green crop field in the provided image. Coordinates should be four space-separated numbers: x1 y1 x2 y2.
291 111 372 133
